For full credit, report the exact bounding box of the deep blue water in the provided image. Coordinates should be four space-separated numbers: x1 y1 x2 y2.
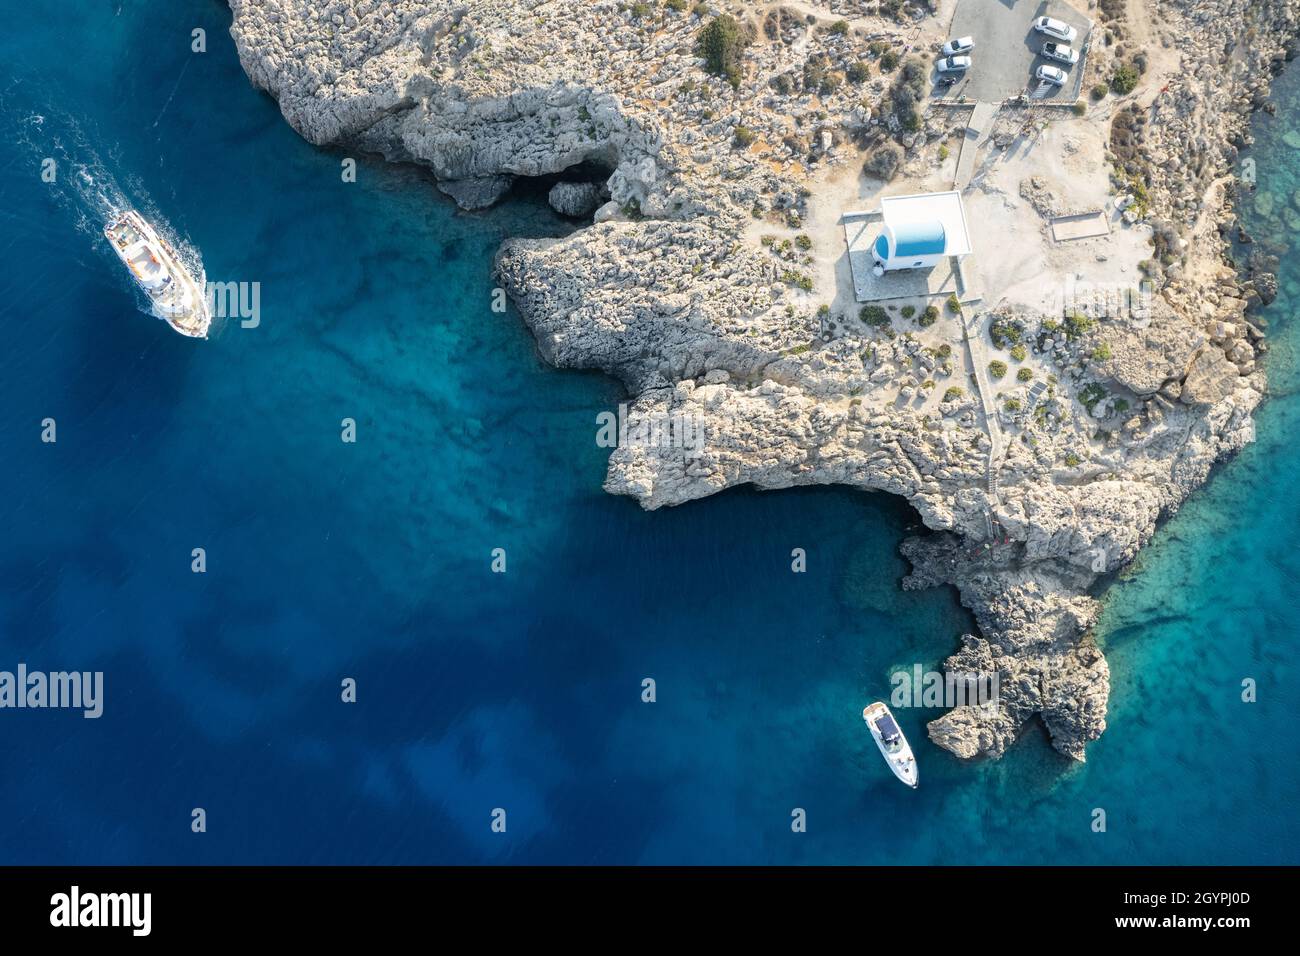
0 1 1295 864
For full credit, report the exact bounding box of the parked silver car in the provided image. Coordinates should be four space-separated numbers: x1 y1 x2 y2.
1033 16 1078 43
937 55 972 73
942 36 974 56
1041 41 1079 65
1036 64 1069 85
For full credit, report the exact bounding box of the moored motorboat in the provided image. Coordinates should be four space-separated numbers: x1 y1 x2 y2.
863 701 918 788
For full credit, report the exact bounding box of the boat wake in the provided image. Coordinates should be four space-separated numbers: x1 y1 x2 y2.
5 98 207 328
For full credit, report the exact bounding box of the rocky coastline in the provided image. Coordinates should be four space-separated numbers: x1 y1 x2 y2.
227 0 1299 762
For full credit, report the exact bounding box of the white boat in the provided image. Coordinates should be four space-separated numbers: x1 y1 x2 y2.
863 701 918 788
103 210 210 338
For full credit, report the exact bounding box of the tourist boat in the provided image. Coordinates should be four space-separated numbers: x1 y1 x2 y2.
103 210 209 338
863 701 918 788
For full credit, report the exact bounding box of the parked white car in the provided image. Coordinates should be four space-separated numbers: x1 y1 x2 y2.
937 55 972 73
942 36 974 55
1041 41 1079 65
1033 16 1078 43
1036 64 1069 85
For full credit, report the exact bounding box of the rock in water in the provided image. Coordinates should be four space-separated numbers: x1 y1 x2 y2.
437 176 515 211
548 182 603 218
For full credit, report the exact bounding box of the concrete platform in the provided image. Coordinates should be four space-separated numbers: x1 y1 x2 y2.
843 211 971 303
1050 210 1111 241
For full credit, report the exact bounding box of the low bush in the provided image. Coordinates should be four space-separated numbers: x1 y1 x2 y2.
1111 63 1140 95
860 305 890 327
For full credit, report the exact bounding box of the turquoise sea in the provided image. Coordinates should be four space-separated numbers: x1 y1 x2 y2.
0 1 1294 864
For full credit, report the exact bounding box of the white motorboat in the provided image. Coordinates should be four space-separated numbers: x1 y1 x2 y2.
863 701 918 789
103 210 209 338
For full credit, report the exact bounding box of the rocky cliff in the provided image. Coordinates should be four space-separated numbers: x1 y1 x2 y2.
228 0 1297 762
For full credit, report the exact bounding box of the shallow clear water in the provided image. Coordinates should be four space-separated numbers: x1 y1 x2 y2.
0 1 1294 864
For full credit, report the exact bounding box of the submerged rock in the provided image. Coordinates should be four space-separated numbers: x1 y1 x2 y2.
437 175 515 211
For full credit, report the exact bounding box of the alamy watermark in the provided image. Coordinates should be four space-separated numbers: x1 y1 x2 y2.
596 403 705 458
206 280 260 328
0 664 103 718
50 886 150 936
1053 275 1154 329
890 664 999 709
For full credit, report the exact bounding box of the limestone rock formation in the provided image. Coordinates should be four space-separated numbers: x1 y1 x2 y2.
226 0 1295 763
547 181 603 218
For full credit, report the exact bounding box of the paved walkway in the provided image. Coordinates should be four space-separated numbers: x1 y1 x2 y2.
953 101 998 189
959 310 1005 508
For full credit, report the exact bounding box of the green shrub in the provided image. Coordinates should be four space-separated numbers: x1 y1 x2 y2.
782 269 813 291
864 144 903 180
880 49 899 71
1079 382 1107 413
1071 101 1087 116
943 386 964 402
1111 63 1139 95
846 61 870 83
1064 312 1094 339
1064 453 1082 466
795 234 812 251
733 125 756 148
1017 367 1033 382
1009 343 1027 362
946 294 961 314
937 343 952 358
989 360 1008 379
1004 398 1022 412
860 305 890 327
990 317 1022 348
1090 83 1108 100
829 19 850 35
1091 342 1112 361
920 306 939 327
630 2 653 19
698 14 749 88
938 144 950 160
665 0 688 10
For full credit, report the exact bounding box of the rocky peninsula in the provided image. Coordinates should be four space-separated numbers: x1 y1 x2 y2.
227 0 1297 761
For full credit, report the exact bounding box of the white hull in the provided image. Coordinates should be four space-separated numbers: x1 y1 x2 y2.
104 210 209 338
864 702 918 788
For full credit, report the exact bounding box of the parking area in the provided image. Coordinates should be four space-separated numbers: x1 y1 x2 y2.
936 0 1092 103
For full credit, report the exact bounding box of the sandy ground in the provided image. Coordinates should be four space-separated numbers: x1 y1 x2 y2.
965 116 1155 313
741 0 1189 422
